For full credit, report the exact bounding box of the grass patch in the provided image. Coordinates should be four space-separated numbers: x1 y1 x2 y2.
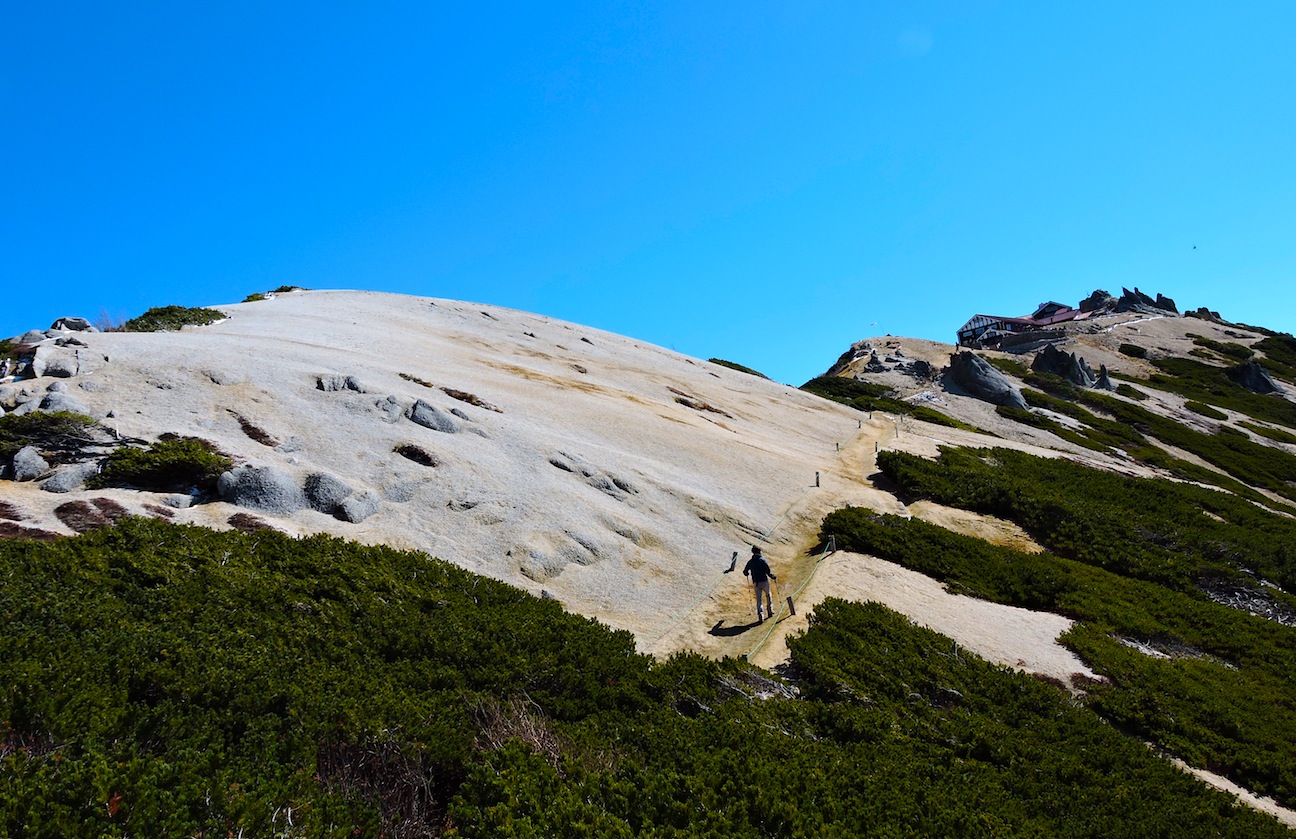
123 305 224 332
1 518 1286 836
1119 343 1147 359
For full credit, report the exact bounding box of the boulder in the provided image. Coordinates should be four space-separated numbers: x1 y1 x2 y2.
13 446 50 481
304 472 353 513
218 466 307 515
943 352 1029 409
17 329 48 346
864 352 886 373
1154 293 1178 314
29 391 94 417
41 462 100 493
1226 362 1285 395
407 399 459 433
51 317 94 332
31 346 79 378
338 491 380 523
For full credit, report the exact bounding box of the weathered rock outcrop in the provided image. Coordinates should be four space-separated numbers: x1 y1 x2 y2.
1032 344 1097 388
1080 289 1117 313
943 352 1028 409
1115 287 1178 316
1226 362 1285 395
1093 365 1117 391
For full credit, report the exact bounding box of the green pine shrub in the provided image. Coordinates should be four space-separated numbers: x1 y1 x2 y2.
801 375 983 433
1118 343 1148 359
87 437 232 493
707 358 769 379
3 518 1288 837
0 411 101 464
123 305 224 332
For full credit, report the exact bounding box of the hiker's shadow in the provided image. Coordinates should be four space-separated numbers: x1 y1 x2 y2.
709 618 768 637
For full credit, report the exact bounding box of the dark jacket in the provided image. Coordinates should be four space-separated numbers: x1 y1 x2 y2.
743 555 775 583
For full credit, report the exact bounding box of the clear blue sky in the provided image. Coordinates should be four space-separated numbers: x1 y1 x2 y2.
5 2 1294 384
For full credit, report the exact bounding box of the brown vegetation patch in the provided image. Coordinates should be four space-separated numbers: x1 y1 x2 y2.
227 411 279 447
143 503 176 519
394 444 439 468
91 497 130 523
54 500 110 533
0 521 61 541
399 372 435 388
316 737 449 838
669 386 734 418
228 512 276 533
440 387 503 413
0 500 24 521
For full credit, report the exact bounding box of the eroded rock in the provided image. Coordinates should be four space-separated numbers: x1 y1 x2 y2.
943 352 1028 409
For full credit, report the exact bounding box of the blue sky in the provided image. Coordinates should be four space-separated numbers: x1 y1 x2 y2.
5 2 1294 384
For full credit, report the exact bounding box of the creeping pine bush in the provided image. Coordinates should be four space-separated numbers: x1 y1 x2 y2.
87 437 232 493
707 358 769 379
801 375 983 432
0 411 100 463
122 305 224 332
1118 342 1148 358
2 518 1287 838
861 446 1296 806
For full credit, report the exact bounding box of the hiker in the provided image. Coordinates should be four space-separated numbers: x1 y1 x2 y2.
743 545 777 622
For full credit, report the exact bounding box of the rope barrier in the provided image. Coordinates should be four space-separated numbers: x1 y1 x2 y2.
744 534 837 661
647 413 890 656
642 485 815 651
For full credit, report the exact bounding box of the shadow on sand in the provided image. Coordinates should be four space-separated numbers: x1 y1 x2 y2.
708 618 774 637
